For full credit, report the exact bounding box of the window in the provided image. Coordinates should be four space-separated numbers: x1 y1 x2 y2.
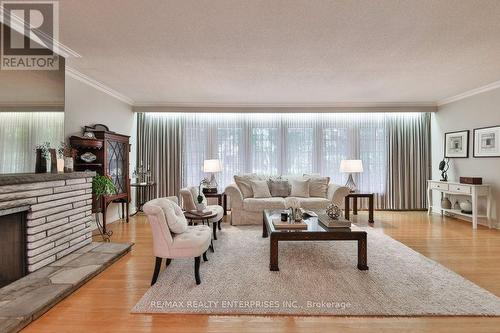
286 128 313 175
251 128 279 174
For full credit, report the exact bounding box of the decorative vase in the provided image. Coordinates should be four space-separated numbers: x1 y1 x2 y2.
460 200 473 214
293 208 302 222
196 203 206 212
56 159 65 173
453 200 461 210
326 203 341 220
35 149 47 173
64 157 74 173
50 149 57 174
441 197 452 209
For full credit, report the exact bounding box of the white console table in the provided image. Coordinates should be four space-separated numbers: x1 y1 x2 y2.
427 180 492 229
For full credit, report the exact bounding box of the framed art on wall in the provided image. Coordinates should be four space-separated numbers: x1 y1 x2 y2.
445 130 469 158
473 125 500 158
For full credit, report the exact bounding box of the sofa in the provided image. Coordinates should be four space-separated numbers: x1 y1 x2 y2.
225 174 350 225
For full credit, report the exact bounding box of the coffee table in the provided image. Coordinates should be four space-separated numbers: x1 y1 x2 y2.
262 209 368 271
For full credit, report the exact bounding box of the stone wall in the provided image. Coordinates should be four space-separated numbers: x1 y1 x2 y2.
0 173 95 272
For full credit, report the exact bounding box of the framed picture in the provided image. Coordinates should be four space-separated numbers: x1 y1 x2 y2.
444 130 469 158
473 125 500 158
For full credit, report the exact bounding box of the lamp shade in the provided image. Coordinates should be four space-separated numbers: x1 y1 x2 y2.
340 160 364 173
203 159 222 173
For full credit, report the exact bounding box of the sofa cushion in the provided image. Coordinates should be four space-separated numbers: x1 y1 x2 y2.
268 178 291 197
158 199 188 234
234 174 261 198
304 175 330 198
293 197 331 210
243 197 286 212
251 180 272 198
290 178 310 197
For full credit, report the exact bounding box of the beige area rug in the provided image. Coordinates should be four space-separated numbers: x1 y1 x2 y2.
132 226 500 316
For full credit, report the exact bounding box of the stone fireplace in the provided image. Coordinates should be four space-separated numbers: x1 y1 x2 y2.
0 172 96 281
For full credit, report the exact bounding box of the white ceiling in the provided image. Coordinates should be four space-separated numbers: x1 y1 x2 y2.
58 0 500 106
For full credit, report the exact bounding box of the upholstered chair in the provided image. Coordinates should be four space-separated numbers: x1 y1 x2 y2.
143 196 211 285
179 186 224 240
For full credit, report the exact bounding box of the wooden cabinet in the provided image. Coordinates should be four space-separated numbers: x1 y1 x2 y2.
70 131 130 233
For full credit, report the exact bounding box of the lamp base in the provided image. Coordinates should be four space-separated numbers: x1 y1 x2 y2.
345 174 357 193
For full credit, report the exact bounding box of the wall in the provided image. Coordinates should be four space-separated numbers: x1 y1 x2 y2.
64 75 136 223
432 87 500 228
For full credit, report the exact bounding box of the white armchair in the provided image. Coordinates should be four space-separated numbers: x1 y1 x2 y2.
143 196 211 285
179 186 224 240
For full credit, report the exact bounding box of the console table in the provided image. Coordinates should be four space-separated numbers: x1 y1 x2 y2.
427 180 492 229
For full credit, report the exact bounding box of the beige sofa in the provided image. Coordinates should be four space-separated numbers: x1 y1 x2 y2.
225 175 350 225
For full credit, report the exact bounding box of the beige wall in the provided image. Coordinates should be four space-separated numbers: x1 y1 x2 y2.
64 74 136 223
432 87 500 228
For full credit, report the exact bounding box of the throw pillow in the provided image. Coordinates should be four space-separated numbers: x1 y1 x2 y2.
251 180 272 198
290 178 310 198
234 174 258 198
159 199 188 234
304 174 330 198
268 179 291 197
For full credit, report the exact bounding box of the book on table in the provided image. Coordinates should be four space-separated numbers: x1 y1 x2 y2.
318 213 351 228
272 218 308 230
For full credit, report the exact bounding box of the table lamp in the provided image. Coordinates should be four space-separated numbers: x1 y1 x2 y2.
340 160 363 193
203 159 222 193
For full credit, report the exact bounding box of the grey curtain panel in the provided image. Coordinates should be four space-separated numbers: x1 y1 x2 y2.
384 113 431 210
136 113 182 198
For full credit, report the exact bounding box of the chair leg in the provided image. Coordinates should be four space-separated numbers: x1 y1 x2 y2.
203 251 208 262
218 218 222 230
210 239 215 252
212 220 217 240
194 256 201 285
166 258 172 267
151 257 162 286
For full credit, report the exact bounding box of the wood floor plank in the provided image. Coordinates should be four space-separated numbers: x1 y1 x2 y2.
21 211 500 332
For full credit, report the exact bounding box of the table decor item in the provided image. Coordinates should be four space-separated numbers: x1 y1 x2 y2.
460 200 473 214
203 159 222 193
196 182 206 212
459 177 483 185
318 213 352 228
439 158 450 181
453 200 461 210
441 197 452 209
272 218 308 230
445 130 469 158
473 125 500 158
326 203 342 220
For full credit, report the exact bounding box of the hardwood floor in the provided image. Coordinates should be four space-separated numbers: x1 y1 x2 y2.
22 211 500 333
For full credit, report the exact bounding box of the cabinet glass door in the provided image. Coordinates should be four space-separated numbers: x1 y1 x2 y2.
107 140 127 194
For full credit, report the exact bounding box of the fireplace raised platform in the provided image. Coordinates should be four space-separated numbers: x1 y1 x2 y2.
0 172 96 280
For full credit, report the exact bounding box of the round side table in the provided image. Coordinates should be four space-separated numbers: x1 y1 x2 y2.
184 211 218 252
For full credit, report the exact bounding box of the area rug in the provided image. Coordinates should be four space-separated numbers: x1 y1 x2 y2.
132 226 500 316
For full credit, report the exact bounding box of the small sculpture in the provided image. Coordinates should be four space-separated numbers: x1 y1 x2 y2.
439 158 450 182
326 203 342 220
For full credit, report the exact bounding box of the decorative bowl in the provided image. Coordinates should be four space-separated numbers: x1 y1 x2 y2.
80 152 97 163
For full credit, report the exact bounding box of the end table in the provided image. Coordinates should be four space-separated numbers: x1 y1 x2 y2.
345 193 374 224
203 192 228 217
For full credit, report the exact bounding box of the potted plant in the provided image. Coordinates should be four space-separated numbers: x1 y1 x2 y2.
34 142 51 173
92 175 117 213
196 181 207 211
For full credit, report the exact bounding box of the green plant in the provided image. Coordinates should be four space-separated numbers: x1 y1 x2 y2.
92 175 116 199
197 180 207 204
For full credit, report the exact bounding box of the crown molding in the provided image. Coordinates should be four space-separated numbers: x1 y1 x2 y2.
133 101 437 113
66 67 134 105
437 80 500 106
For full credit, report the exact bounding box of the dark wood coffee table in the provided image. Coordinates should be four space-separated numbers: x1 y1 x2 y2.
262 210 368 272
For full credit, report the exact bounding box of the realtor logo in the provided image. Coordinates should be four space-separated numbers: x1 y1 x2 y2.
1 1 59 70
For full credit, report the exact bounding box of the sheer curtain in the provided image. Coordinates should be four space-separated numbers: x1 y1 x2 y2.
0 112 64 173
138 112 430 209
